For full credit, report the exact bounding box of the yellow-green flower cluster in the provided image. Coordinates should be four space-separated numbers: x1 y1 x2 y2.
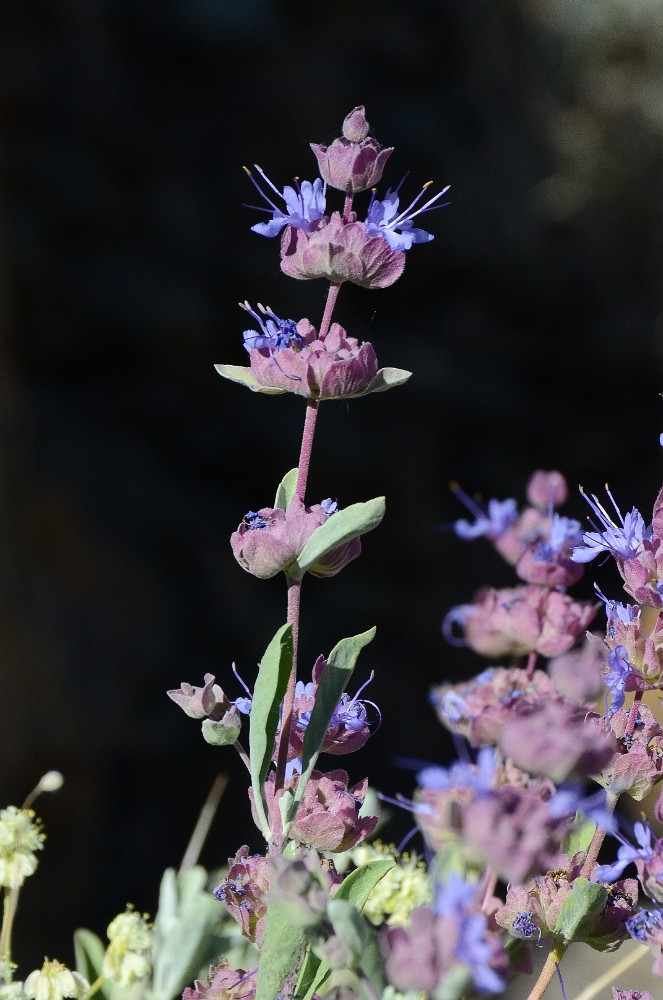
348 841 431 927
23 960 88 1000
102 908 152 988
0 807 44 889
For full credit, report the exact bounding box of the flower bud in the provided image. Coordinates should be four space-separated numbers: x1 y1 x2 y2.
342 105 370 142
526 470 569 509
310 106 393 193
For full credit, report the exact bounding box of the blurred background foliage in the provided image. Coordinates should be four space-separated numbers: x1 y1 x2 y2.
2 0 663 974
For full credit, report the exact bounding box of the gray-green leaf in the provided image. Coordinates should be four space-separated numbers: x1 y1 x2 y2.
284 628 376 831
274 468 299 509
293 497 385 578
214 364 285 395
249 623 293 840
553 877 607 943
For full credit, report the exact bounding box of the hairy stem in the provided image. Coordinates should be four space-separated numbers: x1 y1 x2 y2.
273 576 302 801
295 280 341 504
274 279 341 835
523 791 620 1000
295 400 319 504
580 790 619 878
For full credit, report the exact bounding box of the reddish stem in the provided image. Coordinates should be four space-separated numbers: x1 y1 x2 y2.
342 192 354 222
526 650 538 680
271 279 343 848
295 400 319 504
272 576 302 808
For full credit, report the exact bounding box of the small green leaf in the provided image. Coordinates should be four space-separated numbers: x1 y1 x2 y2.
296 860 394 1000
327 898 368 957
249 623 293 839
553 877 608 943
335 858 395 908
255 898 307 1000
73 929 108 996
358 367 412 396
146 866 229 1000
274 468 299 509
214 364 285 395
294 497 385 578
433 965 473 1000
283 629 376 831
563 816 597 858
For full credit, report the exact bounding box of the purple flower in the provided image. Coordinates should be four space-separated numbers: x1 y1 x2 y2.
365 180 450 251
382 876 507 995
596 822 654 883
240 301 304 354
606 645 632 714
244 165 327 237
417 747 496 796
534 513 583 561
625 906 663 943
451 483 518 541
288 656 379 758
572 487 652 564
512 911 542 945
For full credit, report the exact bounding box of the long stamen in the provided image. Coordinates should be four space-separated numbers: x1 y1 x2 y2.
450 481 486 519
242 165 281 213
390 183 451 228
252 163 285 199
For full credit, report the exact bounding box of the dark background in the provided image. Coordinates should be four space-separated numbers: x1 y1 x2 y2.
3 0 663 974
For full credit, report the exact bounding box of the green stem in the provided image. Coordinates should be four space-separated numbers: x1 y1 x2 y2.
525 942 568 1000
81 974 106 1000
0 886 19 982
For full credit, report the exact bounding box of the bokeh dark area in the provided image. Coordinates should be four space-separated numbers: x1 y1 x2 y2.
2 0 663 973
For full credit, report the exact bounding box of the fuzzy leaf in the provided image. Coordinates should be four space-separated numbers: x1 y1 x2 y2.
255 897 307 1000
433 966 473 1000
562 817 597 858
284 628 376 830
274 468 299 510
214 363 285 395
553 877 608 943
294 497 385 577
359 367 412 396
150 866 224 1000
327 898 368 956
335 858 395 907
250 623 294 839
296 860 394 1000
73 929 109 998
